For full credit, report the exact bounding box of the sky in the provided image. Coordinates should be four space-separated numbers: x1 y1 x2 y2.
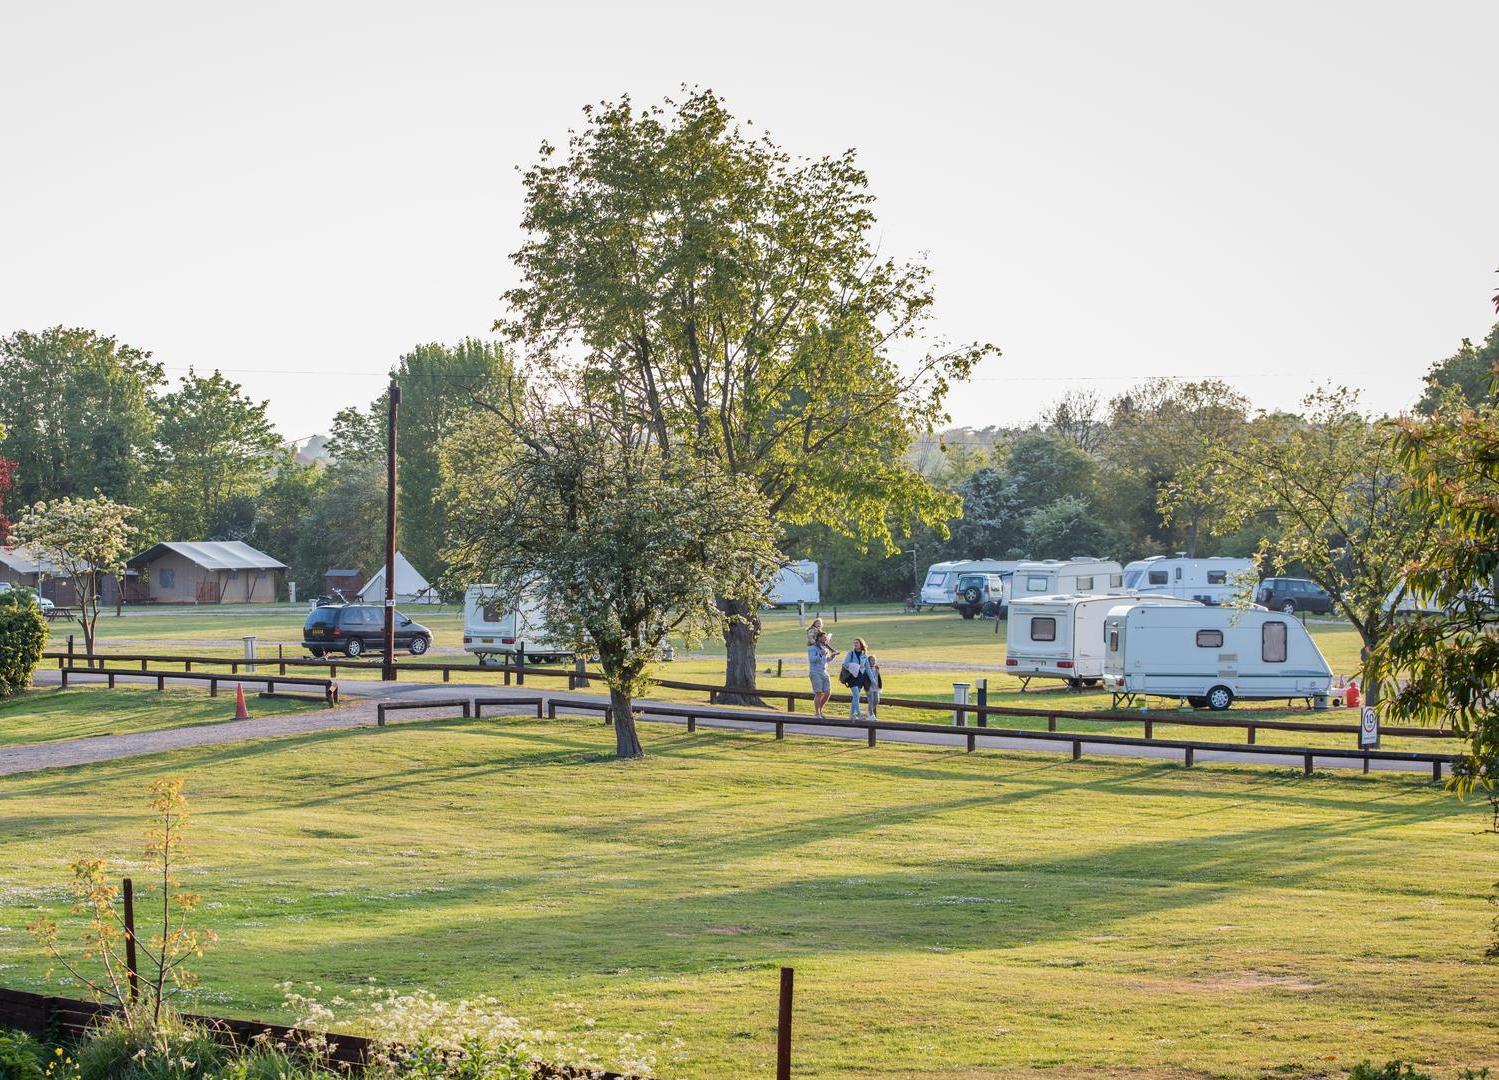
2 1 1496 445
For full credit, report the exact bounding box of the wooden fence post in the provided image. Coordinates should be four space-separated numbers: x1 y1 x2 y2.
1184 746 1194 768
777 967 793 1080
123 877 139 1003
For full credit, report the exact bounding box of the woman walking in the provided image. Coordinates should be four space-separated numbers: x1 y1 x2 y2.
844 637 872 720
807 630 835 718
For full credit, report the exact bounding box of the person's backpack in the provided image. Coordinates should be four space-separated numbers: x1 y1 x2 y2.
838 664 856 688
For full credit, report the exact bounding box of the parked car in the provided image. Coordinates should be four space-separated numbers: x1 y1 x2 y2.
1255 577 1334 615
302 603 431 657
952 572 1007 619
0 582 54 611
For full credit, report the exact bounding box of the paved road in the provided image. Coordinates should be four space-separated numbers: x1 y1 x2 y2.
4 669 1442 778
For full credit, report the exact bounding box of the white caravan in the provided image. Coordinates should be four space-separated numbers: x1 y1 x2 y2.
919 559 1021 606
462 585 571 664
1121 555 1255 605
1101 603 1332 710
1006 593 1202 688
767 560 820 606
1008 558 1124 603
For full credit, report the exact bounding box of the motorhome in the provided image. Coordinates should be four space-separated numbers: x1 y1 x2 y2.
767 560 820 606
1005 593 1201 688
1101 603 1332 710
462 585 571 664
1121 555 1255 605
1008 558 1124 604
919 559 1020 606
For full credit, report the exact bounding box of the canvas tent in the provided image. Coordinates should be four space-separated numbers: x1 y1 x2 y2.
128 541 287 603
357 552 439 604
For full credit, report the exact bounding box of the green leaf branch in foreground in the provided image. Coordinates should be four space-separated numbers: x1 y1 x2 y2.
1370 389 1499 801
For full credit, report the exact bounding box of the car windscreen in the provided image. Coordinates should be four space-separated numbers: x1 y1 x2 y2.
306 609 339 628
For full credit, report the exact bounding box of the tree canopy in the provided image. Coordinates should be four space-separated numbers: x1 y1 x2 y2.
147 370 284 541
0 327 162 506
1416 322 1499 414
444 404 780 758
499 89 995 689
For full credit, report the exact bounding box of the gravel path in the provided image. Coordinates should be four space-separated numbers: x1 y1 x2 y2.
5 670 1443 779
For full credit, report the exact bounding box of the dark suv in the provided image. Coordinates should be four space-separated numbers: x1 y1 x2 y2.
952 572 1006 620
1255 577 1333 615
303 603 432 657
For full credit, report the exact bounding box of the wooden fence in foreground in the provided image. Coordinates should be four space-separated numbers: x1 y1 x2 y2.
0 986 628 1079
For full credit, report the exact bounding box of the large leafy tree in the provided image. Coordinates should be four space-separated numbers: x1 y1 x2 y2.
1103 379 1250 556
0 327 163 505
148 370 284 540
444 401 780 759
1190 389 1432 701
498 89 996 697
393 339 512 585
253 453 323 592
1416 322 1499 414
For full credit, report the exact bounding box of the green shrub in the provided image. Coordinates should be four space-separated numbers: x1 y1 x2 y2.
73 1013 223 1080
0 590 48 698
0 1031 46 1080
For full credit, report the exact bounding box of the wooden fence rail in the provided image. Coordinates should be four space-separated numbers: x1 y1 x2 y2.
45 650 1455 744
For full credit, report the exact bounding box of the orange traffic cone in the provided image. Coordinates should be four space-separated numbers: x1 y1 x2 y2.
233 683 251 720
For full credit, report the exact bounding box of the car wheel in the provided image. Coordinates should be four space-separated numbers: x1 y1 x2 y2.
344 637 364 658
959 607 975 620
1206 685 1234 711
1065 678 1082 690
1280 600 1296 614
308 647 324 658
409 635 429 655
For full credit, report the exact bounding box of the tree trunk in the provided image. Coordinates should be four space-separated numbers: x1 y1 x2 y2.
717 596 766 707
1184 518 1199 559
609 687 644 759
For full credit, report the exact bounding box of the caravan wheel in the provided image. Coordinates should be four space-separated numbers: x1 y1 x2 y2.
1206 685 1234 711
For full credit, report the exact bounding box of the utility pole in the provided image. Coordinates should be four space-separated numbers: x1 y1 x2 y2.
382 379 400 680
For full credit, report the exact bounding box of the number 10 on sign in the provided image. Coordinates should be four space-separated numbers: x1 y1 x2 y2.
1359 705 1380 749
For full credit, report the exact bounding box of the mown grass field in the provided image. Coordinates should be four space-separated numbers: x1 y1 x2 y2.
57 604 1441 753
0 687 315 748
1 715 1494 1078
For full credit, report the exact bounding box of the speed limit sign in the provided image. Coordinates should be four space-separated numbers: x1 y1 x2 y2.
1359 705 1380 749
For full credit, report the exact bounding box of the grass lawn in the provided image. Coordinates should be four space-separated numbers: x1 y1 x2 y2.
1 716 1494 1077
0 686 317 748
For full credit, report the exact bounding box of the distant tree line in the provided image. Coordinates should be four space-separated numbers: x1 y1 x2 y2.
0 327 511 598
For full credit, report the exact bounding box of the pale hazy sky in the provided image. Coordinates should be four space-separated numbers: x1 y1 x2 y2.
2 1 1496 443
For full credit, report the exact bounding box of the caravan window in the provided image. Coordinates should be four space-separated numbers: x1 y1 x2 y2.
1030 617 1057 642
924 571 947 587
1107 628 1120 651
1026 575 1048 591
1110 574 1122 587
1195 630 1224 648
1206 571 1228 585
1262 621 1288 663
481 600 503 622
1076 576 1094 591
1148 570 1168 585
